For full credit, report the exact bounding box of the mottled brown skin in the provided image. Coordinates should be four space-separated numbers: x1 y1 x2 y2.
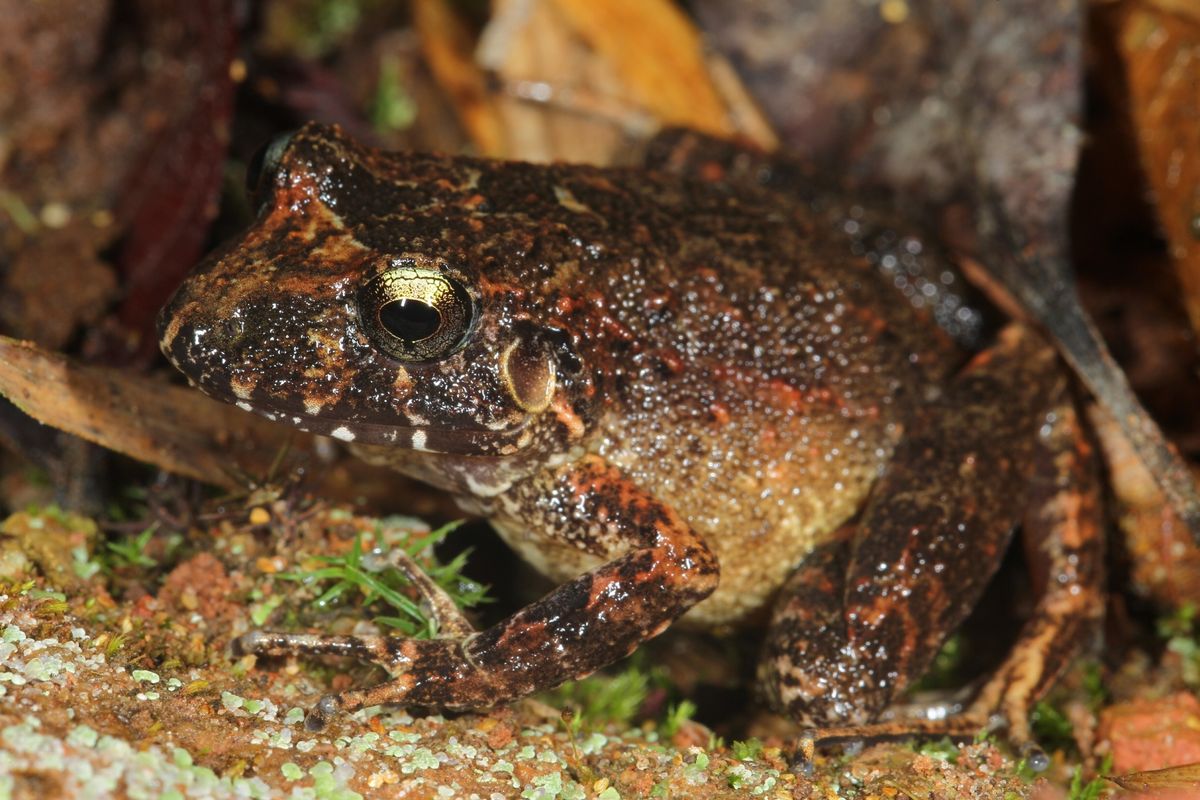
159 123 1102 745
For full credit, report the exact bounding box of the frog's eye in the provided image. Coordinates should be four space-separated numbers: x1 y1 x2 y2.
245 131 296 210
358 268 475 362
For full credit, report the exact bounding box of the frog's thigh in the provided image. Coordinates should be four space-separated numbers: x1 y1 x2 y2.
761 323 1066 727
239 455 719 729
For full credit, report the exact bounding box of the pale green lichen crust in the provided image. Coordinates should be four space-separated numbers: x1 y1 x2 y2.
0 503 1034 799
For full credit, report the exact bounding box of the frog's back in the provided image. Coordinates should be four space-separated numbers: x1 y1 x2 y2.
461 160 957 625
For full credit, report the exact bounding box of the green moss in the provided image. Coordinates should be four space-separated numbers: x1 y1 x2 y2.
730 738 763 761
659 700 697 738
545 656 662 734
280 521 488 638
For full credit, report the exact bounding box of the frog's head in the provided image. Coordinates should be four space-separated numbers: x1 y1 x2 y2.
158 123 594 463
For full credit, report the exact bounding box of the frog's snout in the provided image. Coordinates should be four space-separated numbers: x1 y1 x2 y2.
157 295 243 397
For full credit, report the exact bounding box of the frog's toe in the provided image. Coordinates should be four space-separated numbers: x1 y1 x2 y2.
232 630 392 663
1020 742 1051 773
231 629 283 656
305 693 345 731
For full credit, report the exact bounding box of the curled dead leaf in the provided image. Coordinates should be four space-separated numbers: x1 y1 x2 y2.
1111 3 1200 340
0 336 290 489
1109 760 1200 793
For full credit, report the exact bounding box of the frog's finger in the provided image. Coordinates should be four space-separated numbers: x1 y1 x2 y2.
373 545 477 638
235 631 390 661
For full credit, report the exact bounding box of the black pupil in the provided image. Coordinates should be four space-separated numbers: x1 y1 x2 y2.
379 298 441 341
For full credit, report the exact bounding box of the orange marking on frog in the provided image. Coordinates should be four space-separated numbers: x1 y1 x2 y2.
654 348 686 376
762 379 808 412
551 396 586 439
699 161 725 182
600 314 635 342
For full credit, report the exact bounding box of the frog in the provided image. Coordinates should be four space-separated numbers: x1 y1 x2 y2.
157 122 1103 754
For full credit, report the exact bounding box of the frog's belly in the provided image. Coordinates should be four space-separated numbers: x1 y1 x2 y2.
492 410 894 628
491 489 868 629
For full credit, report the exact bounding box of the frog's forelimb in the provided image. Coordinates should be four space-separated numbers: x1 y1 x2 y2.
236 455 719 730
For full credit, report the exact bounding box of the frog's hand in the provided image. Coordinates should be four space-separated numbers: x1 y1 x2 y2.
761 323 1068 727
237 456 719 729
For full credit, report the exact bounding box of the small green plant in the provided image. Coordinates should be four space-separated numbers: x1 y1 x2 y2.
281 521 488 638
103 486 149 524
105 525 159 570
546 657 659 734
265 0 372 59
1081 660 1108 711
1158 602 1200 687
916 737 961 764
913 633 966 691
1030 700 1075 755
659 699 697 738
730 738 764 761
1067 754 1113 800
104 633 128 658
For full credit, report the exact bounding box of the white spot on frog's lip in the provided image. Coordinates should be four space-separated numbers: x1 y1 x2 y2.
230 375 257 400
464 472 510 497
304 398 325 416
411 430 428 451
292 416 302 424
330 426 356 442
235 401 253 412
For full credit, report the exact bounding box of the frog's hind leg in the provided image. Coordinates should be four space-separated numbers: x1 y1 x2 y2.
960 380 1104 748
761 323 1104 756
236 456 719 730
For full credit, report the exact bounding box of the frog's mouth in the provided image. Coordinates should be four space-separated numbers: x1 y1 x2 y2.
227 399 537 457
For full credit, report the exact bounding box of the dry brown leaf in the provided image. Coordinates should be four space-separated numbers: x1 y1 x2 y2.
481 0 630 163
413 0 508 156
426 0 773 163
1089 404 1200 607
1110 761 1200 793
1116 4 1200 338
0 336 290 489
547 0 731 137
1144 0 1200 25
